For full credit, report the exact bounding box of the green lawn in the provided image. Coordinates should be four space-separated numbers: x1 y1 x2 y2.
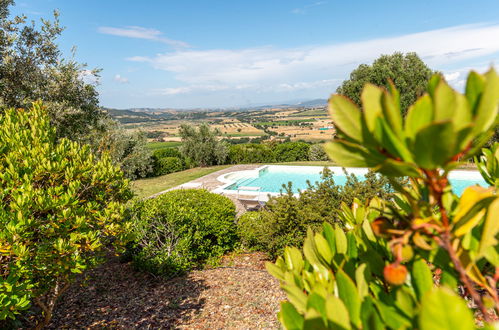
132 165 232 198
146 141 182 150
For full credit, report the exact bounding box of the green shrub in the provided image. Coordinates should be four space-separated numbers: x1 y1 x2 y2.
0 103 132 327
240 168 394 258
155 157 184 176
150 148 187 176
237 211 267 250
228 143 275 164
308 143 329 161
268 69 499 328
127 189 237 277
274 141 310 162
152 147 182 159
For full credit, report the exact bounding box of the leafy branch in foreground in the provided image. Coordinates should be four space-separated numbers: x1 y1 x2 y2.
268 69 499 328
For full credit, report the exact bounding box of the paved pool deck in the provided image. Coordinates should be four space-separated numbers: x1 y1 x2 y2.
149 164 262 215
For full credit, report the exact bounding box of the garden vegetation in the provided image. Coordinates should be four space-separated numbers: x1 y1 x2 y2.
0 104 132 328
267 69 499 328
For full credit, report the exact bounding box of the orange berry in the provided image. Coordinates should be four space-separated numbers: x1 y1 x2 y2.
383 263 407 286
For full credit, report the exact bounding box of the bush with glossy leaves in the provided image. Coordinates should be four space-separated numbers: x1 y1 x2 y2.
268 69 499 328
0 103 132 328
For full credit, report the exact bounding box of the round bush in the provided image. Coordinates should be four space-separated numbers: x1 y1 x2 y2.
128 189 237 277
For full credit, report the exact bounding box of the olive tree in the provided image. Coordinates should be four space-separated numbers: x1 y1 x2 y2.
179 123 228 166
0 1 103 141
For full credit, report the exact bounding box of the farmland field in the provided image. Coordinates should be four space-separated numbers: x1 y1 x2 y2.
108 104 332 143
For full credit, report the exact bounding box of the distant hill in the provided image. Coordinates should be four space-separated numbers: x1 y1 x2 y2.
103 98 328 116
296 99 327 107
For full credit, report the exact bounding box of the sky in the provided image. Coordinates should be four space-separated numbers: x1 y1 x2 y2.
10 0 499 109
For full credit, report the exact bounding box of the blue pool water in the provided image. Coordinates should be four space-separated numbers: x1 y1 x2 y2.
224 166 487 196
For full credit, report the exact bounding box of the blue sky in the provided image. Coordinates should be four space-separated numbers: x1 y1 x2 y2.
11 0 499 109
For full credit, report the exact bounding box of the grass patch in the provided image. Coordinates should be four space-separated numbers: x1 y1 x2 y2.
146 141 182 150
132 165 232 198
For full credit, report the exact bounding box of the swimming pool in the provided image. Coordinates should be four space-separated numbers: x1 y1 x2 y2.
215 165 487 196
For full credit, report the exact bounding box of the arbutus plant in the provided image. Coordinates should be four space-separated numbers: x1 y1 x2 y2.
267 69 499 329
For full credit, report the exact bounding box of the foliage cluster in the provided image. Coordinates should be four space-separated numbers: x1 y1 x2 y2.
308 143 329 161
179 123 229 167
227 141 314 164
85 119 153 180
0 1 103 141
237 168 394 258
126 189 237 277
269 69 499 328
151 147 193 176
336 52 435 115
0 104 132 328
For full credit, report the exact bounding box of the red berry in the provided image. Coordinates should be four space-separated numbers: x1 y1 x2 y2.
383 263 407 286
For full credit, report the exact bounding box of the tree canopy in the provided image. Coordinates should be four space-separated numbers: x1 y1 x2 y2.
179 124 228 166
0 0 103 140
336 52 436 115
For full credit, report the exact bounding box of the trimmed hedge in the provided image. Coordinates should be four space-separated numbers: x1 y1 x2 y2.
228 143 275 164
273 141 310 162
127 189 237 277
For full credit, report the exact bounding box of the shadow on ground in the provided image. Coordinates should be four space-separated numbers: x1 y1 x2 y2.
47 257 207 329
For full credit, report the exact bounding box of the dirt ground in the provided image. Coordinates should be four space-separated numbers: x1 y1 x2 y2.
45 252 286 329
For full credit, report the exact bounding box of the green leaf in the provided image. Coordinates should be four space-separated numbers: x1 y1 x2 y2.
427 74 442 97
279 301 305 330
336 269 361 327
413 121 455 169
324 140 384 168
314 233 333 264
473 68 499 134
376 158 421 177
325 296 351 330
405 94 433 140
433 79 459 122
465 71 485 112
307 292 327 319
355 263 369 299
282 285 309 313
381 85 403 138
284 247 305 272
361 84 384 132
334 225 347 255
419 288 475 330
329 95 364 143
411 258 433 300
373 117 413 162
479 198 499 256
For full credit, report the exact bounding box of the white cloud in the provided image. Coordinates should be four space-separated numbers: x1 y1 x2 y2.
444 72 460 82
114 74 129 84
98 26 189 48
292 1 328 14
128 23 499 96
